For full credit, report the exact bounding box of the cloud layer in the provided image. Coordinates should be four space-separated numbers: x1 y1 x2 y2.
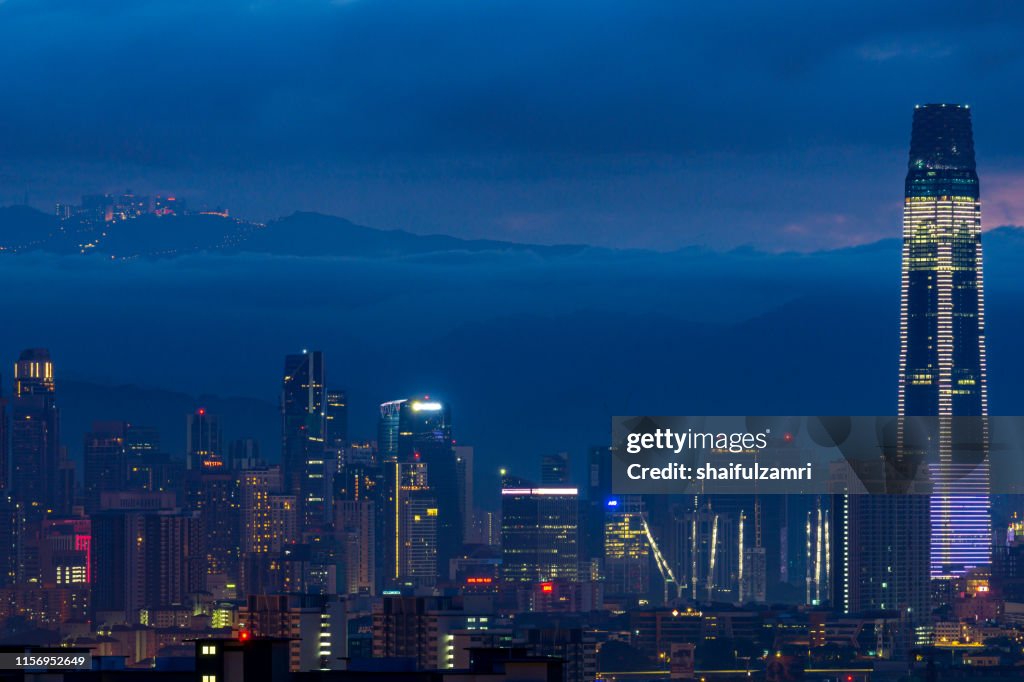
2 0 1024 248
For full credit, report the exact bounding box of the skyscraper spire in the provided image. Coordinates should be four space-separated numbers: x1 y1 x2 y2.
898 103 990 579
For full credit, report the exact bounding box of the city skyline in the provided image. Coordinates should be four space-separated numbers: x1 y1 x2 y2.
0 164 1021 679
4 0 1024 675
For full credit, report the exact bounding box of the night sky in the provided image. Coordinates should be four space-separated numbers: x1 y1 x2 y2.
3 0 1024 251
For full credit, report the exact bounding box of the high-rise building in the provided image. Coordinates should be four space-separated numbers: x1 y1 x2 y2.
90 499 202 624
186 408 223 470
240 467 290 555
123 424 168 492
603 496 650 600
841 105 989 653
281 351 327 530
83 421 128 514
501 483 579 584
187 470 240 580
898 103 990 580
10 349 60 519
397 397 461 576
541 452 570 486
229 437 263 471
335 498 376 595
325 389 348 452
377 399 406 461
334 459 379 595
454 445 475 543
387 460 438 588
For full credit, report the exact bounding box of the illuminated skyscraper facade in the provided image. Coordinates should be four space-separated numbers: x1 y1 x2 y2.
11 349 59 519
282 351 327 530
501 484 579 584
898 103 990 579
397 397 461 578
377 399 406 461
387 460 437 587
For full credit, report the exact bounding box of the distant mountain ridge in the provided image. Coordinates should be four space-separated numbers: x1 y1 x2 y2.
3 203 1023 259
0 206 588 259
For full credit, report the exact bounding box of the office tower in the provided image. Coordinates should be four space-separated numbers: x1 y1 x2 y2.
582 446 613 563
83 421 128 513
501 483 579 583
454 445 476 543
397 397 461 576
325 389 348 453
53 454 76 518
541 452 570 485
741 498 767 604
386 460 438 587
124 424 164 491
281 351 327 529
898 103 990 579
10 349 60 518
377 399 406 460
836 105 987 653
603 496 650 600
324 388 348 508
187 408 223 470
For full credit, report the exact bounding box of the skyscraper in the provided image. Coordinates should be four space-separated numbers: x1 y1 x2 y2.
387 460 437 588
186 408 223 470
281 351 327 530
501 483 579 584
377 399 406 461
10 349 60 519
91 507 203 623
898 103 990 579
841 105 989 654
397 397 461 578
83 421 128 514
325 388 348 483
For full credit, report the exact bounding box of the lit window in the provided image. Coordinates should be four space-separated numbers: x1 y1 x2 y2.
201 645 217 656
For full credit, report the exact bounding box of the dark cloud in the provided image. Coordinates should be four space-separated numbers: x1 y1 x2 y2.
2 0 1024 248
